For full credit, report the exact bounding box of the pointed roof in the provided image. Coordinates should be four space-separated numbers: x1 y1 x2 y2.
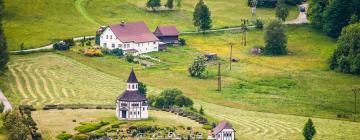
154 25 179 37
117 90 147 102
212 121 235 135
127 69 138 83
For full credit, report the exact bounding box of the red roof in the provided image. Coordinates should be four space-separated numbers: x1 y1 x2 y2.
109 21 159 43
212 121 235 135
154 25 179 37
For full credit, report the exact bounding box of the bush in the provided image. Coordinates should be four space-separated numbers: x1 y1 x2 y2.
85 41 91 46
75 121 109 133
73 134 89 140
202 124 212 130
174 95 193 107
125 54 135 63
101 47 111 55
179 38 186 46
64 39 75 47
254 19 264 29
56 131 73 140
84 48 103 57
188 55 207 77
53 42 70 51
112 48 123 57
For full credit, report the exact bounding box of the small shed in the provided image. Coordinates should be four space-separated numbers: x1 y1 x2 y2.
251 48 262 55
154 25 179 45
204 53 218 60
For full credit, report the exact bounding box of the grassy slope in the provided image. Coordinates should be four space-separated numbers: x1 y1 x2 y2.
32 109 205 139
3 0 298 51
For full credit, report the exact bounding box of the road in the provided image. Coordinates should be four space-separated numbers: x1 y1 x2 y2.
0 89 12 111
284 3 309 24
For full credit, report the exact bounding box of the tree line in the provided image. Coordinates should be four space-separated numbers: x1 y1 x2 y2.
0 0 9 74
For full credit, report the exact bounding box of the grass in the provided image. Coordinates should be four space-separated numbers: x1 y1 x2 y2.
32 109 205 139
3 0 298 51
1 52 160 107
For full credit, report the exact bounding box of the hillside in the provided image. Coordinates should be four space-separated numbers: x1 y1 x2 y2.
3 0 298 51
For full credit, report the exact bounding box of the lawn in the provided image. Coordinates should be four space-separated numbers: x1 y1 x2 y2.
3 0 298 51
32 109 206 139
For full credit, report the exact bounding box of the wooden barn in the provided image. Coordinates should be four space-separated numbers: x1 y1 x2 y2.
154 25 179 46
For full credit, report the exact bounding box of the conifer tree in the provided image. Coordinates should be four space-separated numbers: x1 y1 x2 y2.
146 0 161 11
322 0 353 37
303 119 316 140
193 0 212 33
307 0 328 29
165 0 174 9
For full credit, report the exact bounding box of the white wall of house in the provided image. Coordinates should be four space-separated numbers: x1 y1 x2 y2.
116 100 148 120
215 129 235 140
100 27 159 54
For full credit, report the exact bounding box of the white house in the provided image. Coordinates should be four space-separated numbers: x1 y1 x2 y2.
100 21 160 55
208 121 235 140
115 69 149 120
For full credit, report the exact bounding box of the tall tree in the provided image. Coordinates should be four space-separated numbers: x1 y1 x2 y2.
264 20 287 55
138 82 147 97
303 119 316 140
307 0 328 29
193 0 205 28
322 0 353 37
176 0 182 9
275 0 289 21
146 0 161 11
198 4 212 32
165 0 174 9
0 0 9 73
329 23 360 75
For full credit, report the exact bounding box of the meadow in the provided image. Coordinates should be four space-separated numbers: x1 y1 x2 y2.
32 109 206 139
3 0 298 51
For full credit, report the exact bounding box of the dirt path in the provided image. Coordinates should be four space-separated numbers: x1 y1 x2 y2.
74 0 100 26
285 3 309 24
0 89 12 111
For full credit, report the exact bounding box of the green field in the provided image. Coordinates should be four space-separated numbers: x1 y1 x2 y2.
32 109 206 139
3 0 298 51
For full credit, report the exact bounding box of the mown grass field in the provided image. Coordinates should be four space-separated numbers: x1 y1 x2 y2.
32 109 205 140
3 0 298 51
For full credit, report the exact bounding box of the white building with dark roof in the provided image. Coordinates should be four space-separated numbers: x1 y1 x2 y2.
208 121 235 140
115 69 148 120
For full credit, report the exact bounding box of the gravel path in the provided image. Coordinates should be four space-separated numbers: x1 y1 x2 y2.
284 3 309 24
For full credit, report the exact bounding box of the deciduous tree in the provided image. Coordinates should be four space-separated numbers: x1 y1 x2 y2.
264 20 287 55
146 0 161 11
307 0 328 29
329 23 360 75
3 110 30 140
188 55 207 77
322 0 353 37
275 0 289 21
165 0 173 9
138 82 147 97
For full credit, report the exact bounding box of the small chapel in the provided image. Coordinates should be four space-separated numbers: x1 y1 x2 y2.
115 69 149 120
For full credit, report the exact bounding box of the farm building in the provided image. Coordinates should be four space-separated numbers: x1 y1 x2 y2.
99 22 179 54
100 21 160 55
208 121 235 140
116 69 149 120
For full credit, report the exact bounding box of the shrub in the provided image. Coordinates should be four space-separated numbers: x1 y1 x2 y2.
64 39 75 47
188 55 207 77
53 41 70 51
179 38 186 46
174 95 193 107
84 48 103 57
73 134 89 140
75 121 109 133
112 48 124 57
85 41 91 46
202 124 212 130
125 54 135 63
56 131 73 140
101 47 111 55
254 19 264 29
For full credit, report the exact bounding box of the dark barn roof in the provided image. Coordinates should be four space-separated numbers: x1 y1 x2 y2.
109 21 159 43
117 90 147 102
127 69 138 83
154 25 179 37
212 121 235 135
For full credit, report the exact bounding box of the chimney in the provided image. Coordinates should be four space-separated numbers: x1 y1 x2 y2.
120 21 125 26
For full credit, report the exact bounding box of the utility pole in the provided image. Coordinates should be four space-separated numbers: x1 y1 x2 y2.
353 88 360 121
241 19 249 46
228 42 234 71
251 0 257 18
218 62 221 91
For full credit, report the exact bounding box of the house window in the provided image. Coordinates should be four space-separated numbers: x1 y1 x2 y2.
130 112 132 115
143 107 145 111
127 44 130 47
132 85 134 89
138 111 140 115
118 44 121 48
106 35 108 39
154 47 157 49
110 35 112 39
153 42 156 45
112 44 115 48
103 43 107 47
